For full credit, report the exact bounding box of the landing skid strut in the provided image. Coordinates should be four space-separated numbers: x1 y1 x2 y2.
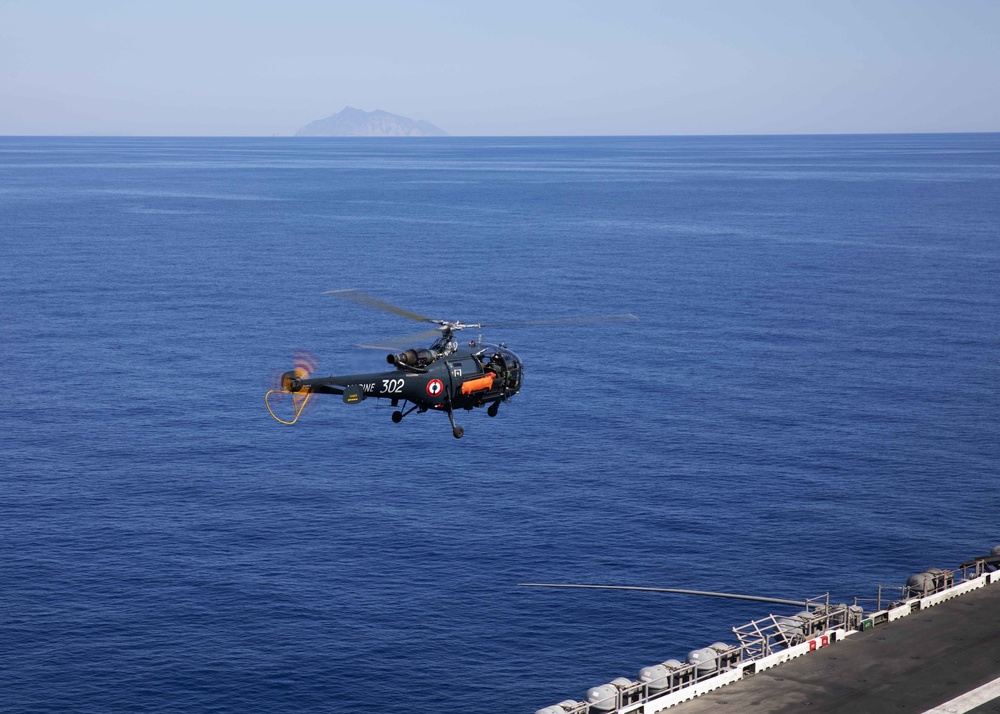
391 399 465 438
444 399 464 439
391 403 419 423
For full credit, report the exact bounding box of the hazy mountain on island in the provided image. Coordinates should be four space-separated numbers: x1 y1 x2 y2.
295 107 447 137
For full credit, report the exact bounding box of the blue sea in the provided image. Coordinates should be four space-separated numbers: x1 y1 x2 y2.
2 134 999 713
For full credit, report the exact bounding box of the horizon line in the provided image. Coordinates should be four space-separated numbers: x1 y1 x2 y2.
1 130 999 139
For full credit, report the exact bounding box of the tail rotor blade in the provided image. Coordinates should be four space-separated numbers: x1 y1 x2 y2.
266 351 319 425
293 351 318 379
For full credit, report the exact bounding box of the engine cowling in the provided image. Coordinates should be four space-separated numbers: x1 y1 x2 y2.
387 348 440 367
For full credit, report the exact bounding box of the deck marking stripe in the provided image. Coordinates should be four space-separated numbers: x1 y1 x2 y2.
921 675 1000 714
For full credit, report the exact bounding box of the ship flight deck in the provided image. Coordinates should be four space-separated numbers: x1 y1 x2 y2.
534 548 1000 714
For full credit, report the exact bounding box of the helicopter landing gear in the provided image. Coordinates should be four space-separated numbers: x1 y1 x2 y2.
391 403 418 424
444 400 464 439
487 401 500 418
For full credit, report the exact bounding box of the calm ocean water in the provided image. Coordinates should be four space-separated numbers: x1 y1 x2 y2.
2 134 999 713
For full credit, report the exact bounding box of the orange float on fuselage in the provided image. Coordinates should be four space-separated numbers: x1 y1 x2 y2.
460 372 496 395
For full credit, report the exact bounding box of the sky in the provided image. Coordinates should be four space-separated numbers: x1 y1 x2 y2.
1 0 998 136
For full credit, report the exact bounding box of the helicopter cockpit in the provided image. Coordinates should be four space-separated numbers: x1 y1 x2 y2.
478 342 523 396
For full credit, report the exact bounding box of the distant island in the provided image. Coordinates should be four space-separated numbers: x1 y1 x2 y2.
295 107 448 137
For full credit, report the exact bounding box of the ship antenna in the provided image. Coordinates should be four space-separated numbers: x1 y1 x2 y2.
518 583 807 607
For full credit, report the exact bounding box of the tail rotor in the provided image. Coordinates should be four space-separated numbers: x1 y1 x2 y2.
266 351 318 425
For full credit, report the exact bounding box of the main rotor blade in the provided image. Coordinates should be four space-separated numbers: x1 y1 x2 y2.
325 289 436 323
480 313 639 328
518 583 806 607
355 328 445 350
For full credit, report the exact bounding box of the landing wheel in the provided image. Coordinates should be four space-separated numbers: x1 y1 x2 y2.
487 402 499 418
391 411 403 423
444 399 463 439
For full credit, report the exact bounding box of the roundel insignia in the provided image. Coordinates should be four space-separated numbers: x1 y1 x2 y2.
426 379 444 397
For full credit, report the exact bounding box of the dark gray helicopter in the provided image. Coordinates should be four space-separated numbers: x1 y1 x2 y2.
266 289 637 438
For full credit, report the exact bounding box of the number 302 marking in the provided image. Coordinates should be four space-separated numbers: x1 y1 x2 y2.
381 378 404 394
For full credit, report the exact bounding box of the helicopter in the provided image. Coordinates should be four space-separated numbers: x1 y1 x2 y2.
266 289 638 438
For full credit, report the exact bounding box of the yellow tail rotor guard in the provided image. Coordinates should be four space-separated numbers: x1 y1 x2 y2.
265 389 313 425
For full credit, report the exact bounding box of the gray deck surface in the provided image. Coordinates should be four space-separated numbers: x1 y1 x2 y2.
668 581 1000 714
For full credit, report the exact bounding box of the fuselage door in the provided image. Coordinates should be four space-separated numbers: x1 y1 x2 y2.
446 359 482 398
